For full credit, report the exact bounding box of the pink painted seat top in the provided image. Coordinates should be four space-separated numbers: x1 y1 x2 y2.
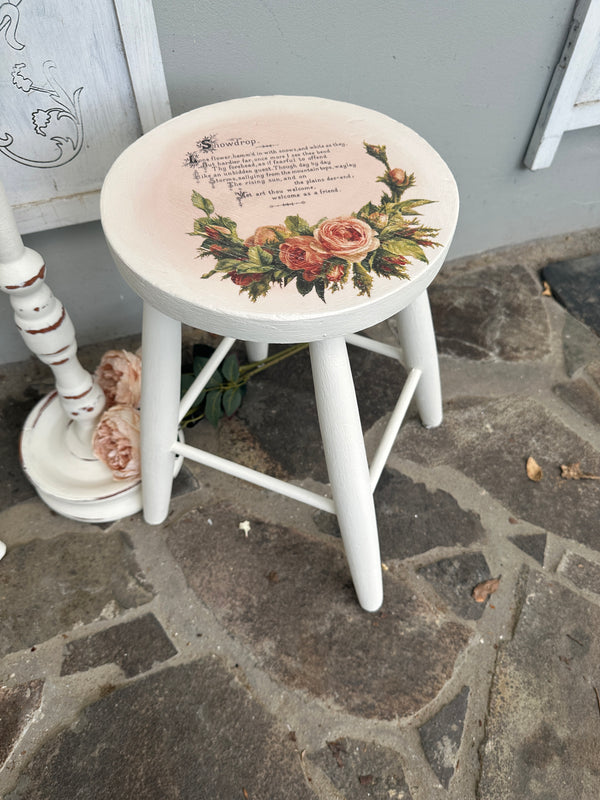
101 96 458 342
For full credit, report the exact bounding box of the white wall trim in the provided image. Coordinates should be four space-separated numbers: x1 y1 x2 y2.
525 0 600 170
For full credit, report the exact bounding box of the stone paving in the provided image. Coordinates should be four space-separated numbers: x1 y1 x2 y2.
1 229 600 799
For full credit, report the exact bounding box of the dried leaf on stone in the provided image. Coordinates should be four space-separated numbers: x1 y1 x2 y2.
542 281 552 297
327 739 346 767
560 462 600 481
358 775 374 785
526 456 543 482
472 577 500 603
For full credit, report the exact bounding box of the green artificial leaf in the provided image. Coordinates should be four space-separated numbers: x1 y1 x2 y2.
206 368 223 389
193 355 209 376
222 387 243 416
191 191 214 215
382 238 429 262
285 215 312 236
204 389 224 427
221 354 239 382
180 373 195 397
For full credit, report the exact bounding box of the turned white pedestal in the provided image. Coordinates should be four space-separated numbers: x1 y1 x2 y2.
0 180 144 523
101 96 459 609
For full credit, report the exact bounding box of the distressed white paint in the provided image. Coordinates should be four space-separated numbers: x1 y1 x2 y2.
525 0 600 169
0 176 147 521
1 0 170 233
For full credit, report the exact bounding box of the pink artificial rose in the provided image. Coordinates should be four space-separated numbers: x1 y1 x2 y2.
95 349 141 409
279 236 328 281
92 405 141 481
314 217 379 262
244 225 287 246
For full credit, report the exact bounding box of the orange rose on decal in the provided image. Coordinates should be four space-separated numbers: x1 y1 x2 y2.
244 225 287 246
95 349 141 409
313 217 379 263
279 236 328 281
93 405 141 481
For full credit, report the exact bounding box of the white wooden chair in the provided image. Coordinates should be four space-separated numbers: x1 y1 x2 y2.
101 96 459 611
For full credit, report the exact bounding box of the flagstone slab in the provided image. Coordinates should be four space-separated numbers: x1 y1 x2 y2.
238 346 405 482
429 264 550 361
543 253 600 337
5 659 317 800
310 737 413 799
417 553 492 620
0 680 44 768
509 533 547 566
557 552 600 595
419 686 470 789
561 315 600 377
60 614 177 678
166 505 472 720
0 532 154 656
553 376 600 425
314 468 486 559
0 394 37 512
395 396 600 548
478 571 600 799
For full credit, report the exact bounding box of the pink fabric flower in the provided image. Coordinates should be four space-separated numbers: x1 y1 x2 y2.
95 350 141 409
279 236 329 281
314 217 379 262
93 405 141 481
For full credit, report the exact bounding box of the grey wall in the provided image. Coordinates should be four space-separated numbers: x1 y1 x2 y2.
2 0 599 364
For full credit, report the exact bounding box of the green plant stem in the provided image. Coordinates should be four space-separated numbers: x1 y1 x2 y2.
238 342 308 379
181 342 309 427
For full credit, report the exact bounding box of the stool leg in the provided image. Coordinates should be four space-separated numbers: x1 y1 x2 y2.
141 302 181 524
310 337 383 612
245 341 269 362
396 290 442 428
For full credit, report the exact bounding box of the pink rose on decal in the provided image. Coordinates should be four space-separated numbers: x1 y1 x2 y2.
388 167 407 186
204 225 231 239
244 225 287 246
92 405 141 481
229 272 265 287
95 349 141 409
314 217 379 263
279 236 329 281
190 141 442 301
326 263 346 283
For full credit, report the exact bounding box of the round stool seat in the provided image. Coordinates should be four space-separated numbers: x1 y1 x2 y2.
101 96 458 342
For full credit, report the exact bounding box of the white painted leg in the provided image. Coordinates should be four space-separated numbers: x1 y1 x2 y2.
141 302 181 524
310 337 383 612
396 290 442 428
245 341 269 362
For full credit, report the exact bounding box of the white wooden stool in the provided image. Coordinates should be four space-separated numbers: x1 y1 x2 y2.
101 96 459 612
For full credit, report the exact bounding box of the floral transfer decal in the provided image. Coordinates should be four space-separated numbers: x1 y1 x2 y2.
189 142 441 302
